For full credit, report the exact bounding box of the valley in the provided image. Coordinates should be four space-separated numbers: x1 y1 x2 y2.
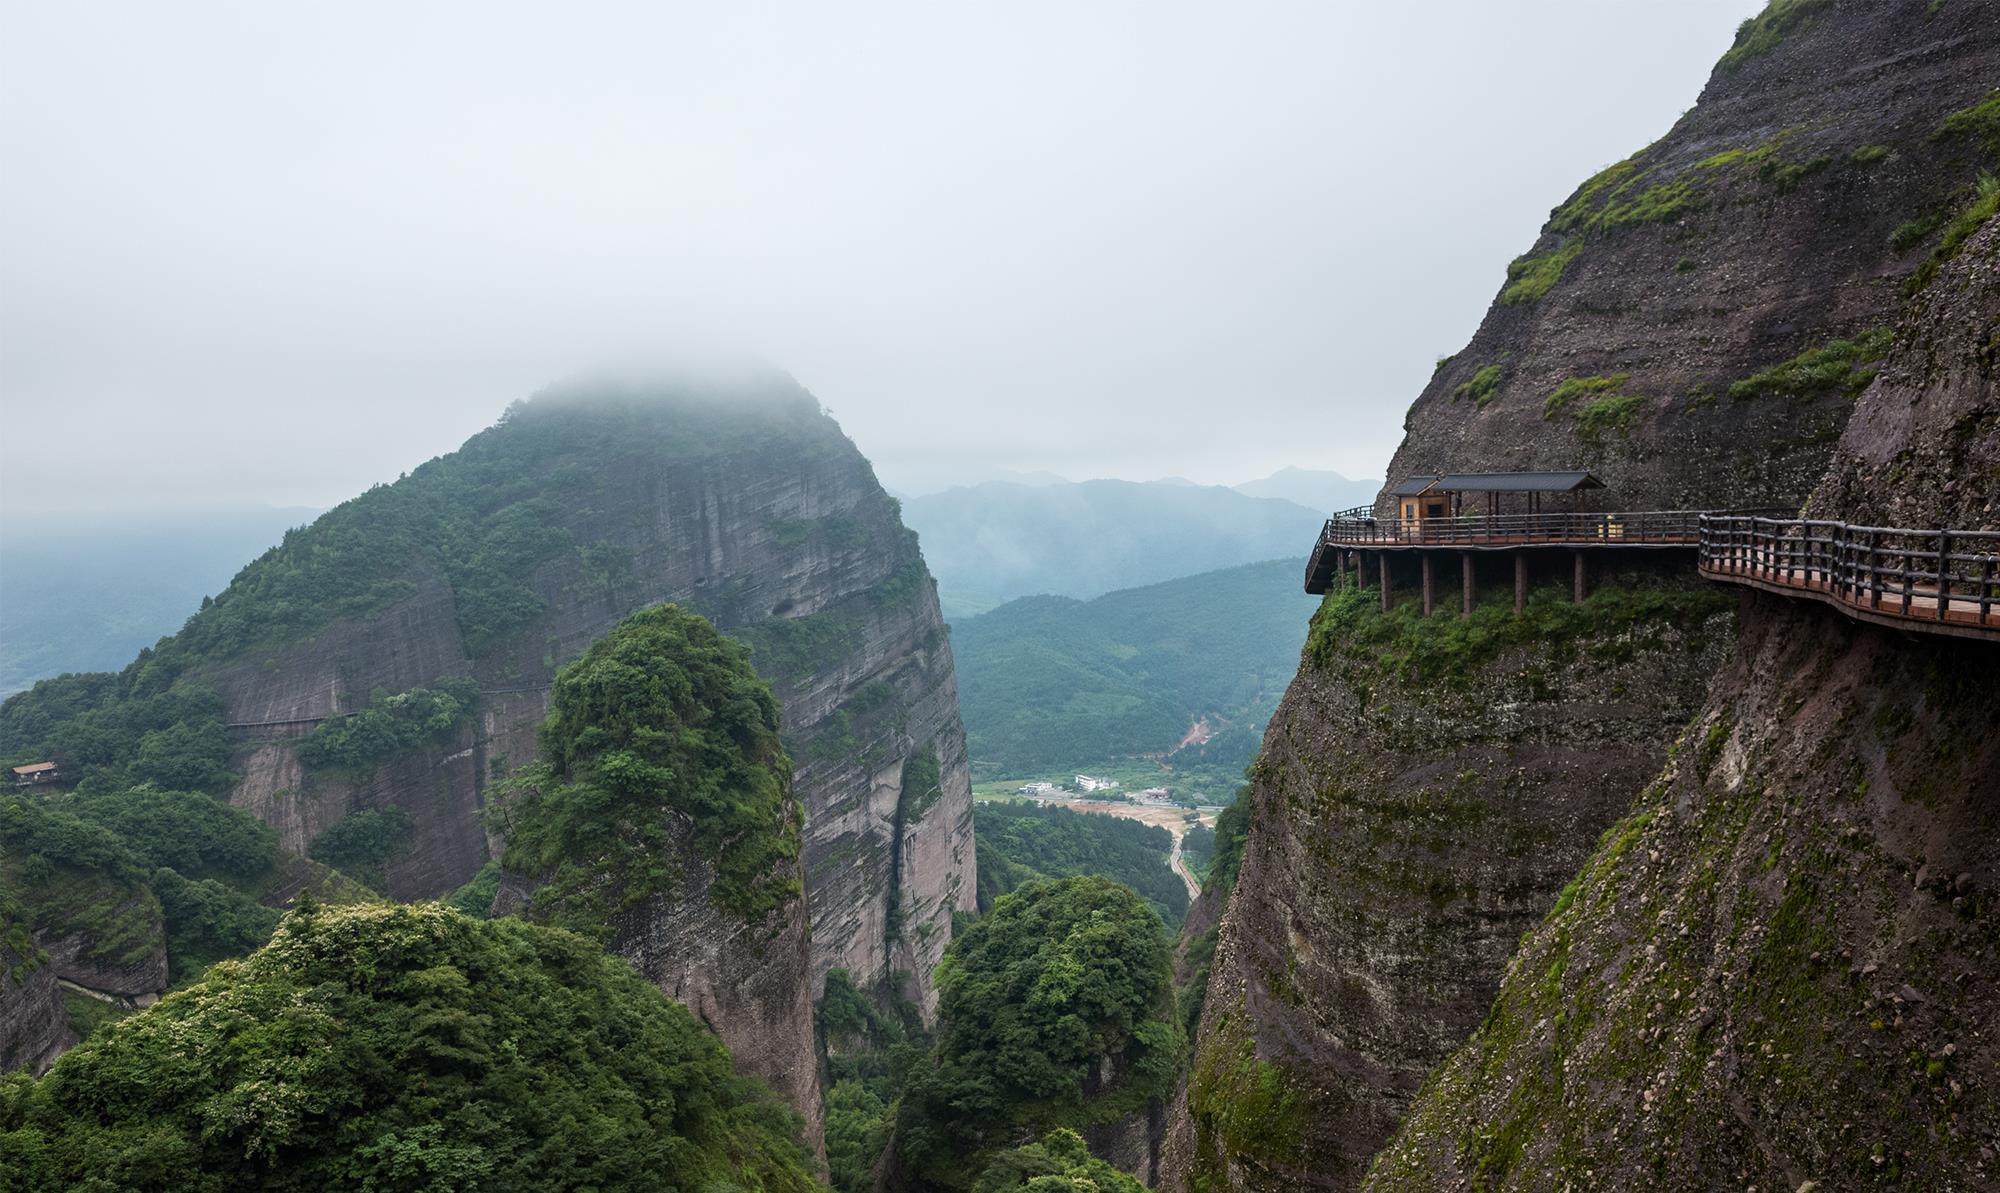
4 3 1999 1192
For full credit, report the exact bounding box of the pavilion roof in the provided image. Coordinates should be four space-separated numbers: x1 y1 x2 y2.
1390 471 1603 497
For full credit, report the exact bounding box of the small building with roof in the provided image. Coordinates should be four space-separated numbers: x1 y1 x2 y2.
1390 471 1605 529
11 761 61 787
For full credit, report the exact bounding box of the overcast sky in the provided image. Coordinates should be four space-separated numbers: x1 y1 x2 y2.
1 0 1763 519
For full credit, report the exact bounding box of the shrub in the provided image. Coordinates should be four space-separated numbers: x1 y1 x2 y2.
307 808 415 892
1719 0 1834 72
296 678 478 776
1544 374 1632 419
1455 364 1505 408
1728 328 1895 401
1574 393 1645 442
1501 241 1584 306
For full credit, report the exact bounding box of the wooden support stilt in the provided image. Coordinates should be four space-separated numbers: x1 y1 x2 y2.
1461 553 1475 617
1514 553 1528 614
1354 551 1367 589
1422 554 1435 615
1379 555 1391 614
1572 551 1587 603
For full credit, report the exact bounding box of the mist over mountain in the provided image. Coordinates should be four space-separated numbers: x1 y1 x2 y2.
899 479 1325 619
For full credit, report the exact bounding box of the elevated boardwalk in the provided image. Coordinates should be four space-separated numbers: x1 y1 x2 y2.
1302 507 2000 642
1700 516 2000 641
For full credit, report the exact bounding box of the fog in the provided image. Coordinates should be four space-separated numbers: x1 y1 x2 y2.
1 0 1762 521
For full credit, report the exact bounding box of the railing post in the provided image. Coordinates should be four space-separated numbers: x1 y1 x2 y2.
1938 530 1952 623
1901 534 1914 615
1869 529 1881 609
1981 552 1995 627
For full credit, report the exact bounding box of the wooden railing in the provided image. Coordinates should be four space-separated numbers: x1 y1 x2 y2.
1319 509 1716 548
1699 516 2000 636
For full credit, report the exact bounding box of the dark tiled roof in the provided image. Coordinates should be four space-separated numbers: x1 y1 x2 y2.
1392 471 1602 496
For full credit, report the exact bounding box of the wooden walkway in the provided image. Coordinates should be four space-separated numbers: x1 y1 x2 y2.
1304 509 1712 596
1303 509 2000 642
1699 516 2000 641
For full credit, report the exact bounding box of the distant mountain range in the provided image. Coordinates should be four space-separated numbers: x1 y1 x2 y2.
1230 467 1381 514
950 558 1318 781
0 507 317 696
900 478 1333 619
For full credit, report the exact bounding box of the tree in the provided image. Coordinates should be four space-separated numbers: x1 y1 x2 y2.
497 603 802 931
893 876 1181 1188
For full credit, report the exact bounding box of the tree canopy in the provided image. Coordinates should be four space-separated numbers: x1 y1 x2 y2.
0 901 822 1192
893 876 1181 1188
498 603 802 929
974 802 1188 928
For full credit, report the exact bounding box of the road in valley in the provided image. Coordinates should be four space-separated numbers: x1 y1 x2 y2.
1060 798 1212 900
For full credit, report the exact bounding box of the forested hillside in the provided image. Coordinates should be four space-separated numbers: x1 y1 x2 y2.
901 480 1323 619
0 901 823 1191
974 801 1189 928
952 560 1316 777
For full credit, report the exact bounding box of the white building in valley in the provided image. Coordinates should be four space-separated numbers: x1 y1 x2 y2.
1019 781 1059 796
1074 774 1119 793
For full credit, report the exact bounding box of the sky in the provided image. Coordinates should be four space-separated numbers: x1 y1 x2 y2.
1 0 1765 519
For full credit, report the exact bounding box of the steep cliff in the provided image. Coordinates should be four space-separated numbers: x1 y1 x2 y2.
0 896 73 1076
1365 206 2000 1193
491 603 824 1151
183 378 974 1022
2 374 976 1123
1389 0 2000 512
1165 5 2000 1190
1163 570 1736 1191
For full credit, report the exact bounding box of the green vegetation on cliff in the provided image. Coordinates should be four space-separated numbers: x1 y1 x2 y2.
1718 0 1833 72
0 901 822 1191
974 801 1189 928
893 876 1181 1189
1 789 288 989
1728 328 1895 402
1305 578 1735 691
972 1128 1150 1193
819 968 929 1193
296 678 478 776
496 603 803 930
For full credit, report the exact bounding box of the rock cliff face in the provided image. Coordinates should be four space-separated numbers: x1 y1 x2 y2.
1163 570 1736 1191
1365 201 2000 1193
1387 0 2000 512
1165 5 2000 1189
0 931 72 1077
185 375 973 1122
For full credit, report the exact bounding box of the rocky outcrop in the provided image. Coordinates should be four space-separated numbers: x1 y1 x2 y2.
494 816 825 1153
0 930 71 1076
1383 0 2000 512
1364 187 2000 1193
1162 568 1736 1191
178 376 974 1135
